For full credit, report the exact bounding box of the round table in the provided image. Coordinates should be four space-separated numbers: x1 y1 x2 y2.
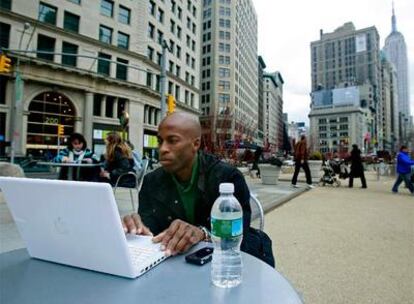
0 248 303 304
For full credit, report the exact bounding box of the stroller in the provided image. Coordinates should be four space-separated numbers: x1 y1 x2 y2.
329 159 349 180
318 161 341 187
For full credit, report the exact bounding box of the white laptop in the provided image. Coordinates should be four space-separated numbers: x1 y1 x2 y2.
0 177 166 278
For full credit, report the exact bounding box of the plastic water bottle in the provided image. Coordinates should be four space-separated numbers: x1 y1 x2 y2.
211 183 243 288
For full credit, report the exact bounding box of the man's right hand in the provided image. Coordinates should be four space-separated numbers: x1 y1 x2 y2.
122 214 152 236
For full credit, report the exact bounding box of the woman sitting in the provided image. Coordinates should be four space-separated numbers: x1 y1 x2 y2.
54 133 99 181
100 132 136 187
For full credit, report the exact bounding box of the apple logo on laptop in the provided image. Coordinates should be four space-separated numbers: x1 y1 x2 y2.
54 216 70 235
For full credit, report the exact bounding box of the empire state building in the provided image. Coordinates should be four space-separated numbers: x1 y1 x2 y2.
383 3 411 141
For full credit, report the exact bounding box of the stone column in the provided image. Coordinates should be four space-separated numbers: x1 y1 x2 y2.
83 92 94 146
129 100 144 154
101 95 106 117
10 77 24 157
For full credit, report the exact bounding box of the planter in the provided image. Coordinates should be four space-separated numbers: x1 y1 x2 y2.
259 164 281 185
308 160 323 182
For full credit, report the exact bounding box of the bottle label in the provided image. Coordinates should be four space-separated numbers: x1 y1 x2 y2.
211 217 243 238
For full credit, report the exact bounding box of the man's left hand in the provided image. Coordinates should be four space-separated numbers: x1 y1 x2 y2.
152 219 204 256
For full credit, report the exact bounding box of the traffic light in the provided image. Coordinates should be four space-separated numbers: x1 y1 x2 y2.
0 55 12 73
57 124 64 136
167 94 176 114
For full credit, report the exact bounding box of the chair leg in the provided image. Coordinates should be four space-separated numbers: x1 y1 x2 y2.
129 189 135 211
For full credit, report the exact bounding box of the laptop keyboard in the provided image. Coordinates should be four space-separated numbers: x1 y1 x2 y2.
128 246 160 268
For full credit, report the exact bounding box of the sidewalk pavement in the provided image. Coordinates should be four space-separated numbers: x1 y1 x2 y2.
0 173 307 253
266 171 414 304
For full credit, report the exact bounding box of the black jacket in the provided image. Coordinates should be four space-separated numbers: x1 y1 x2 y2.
349 148 364 178
138 152 275 267
104 148 135 187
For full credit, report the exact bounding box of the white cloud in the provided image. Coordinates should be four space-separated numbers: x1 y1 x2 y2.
253 0 414 124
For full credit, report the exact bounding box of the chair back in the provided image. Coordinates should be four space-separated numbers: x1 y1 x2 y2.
250 194 264 231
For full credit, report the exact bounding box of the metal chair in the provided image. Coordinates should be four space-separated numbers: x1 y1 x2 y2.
113 159 149 211
250 193 265 231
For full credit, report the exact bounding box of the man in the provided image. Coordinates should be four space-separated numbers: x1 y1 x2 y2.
122 112 274 266
392 145 414 195
291 135 313 189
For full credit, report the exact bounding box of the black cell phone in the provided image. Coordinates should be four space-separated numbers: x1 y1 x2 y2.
185 247 213 266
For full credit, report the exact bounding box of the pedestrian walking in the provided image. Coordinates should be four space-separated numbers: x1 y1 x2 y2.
291 135 313 188
392 145 414 195
348 144 367 189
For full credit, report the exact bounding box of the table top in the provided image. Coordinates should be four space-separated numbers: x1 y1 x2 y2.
37 161 102 167
0 247 303 304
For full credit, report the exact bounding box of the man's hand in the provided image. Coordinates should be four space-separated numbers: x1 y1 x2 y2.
122 214 152 236
62 156 69 163
152 219 204 256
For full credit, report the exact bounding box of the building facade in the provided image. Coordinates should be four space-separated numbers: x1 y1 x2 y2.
199 0 258 152
257 55 266 147
309 22 383 154
383 4 412 146
380 52 399 151
0 0 201 158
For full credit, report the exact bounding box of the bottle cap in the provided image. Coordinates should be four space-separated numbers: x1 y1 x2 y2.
219 183 234 194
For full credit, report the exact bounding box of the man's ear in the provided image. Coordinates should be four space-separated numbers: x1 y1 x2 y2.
193 137 201 150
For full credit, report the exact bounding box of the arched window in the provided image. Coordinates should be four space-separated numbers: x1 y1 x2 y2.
26 92 76 154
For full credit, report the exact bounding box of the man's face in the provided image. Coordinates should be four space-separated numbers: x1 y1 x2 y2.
158 123 200 173
72 139 84 152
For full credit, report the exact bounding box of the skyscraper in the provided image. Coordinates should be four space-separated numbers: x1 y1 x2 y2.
199 0 258 152
383 3 411 144
309 23 382 154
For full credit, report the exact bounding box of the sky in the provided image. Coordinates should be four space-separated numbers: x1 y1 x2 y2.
253 0 414 124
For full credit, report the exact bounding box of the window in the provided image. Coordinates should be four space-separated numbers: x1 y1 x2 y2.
170 19 175 33
218 80 230 90
148 0 155 15
157 30 164 44
219 31 230 40
169 39 175 53
175 85 180 101
192 23 196 34
0 22 10 49
190 75 194 86
155 75 161 92
100 0 113 17
191 58 195 69
219 18 230 28
116 58 128 81
219 43 230 52
157 8 164 23
97 52 111 76
105 96 114 117
146 72 153 87
187 17 191 30
218 68 230 77
147 46 154 60
67 0 81 4
148 23 155 39
219 55 230 64
175 65 180 77
176 46 181 58
93 94 103 116
170 1 176 12
63 12 80 33
117 31 129 49
62 41 78 66
191 40 195 51
169 60 174 73
99 25 112 44
37 34 55 61
39 2 57 25
177 26 181 39
177 7 182 19
0 0 11 10
118 6 130 24
156 53 162 65
218 94 230 103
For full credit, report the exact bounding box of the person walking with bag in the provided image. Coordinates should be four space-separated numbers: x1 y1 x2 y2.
392 145 414 195
291 135 313 189
348 144 367 189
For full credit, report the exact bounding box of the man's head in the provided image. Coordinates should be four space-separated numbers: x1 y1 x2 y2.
300 135 306 141
158 112 201 174
400 145 408 153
